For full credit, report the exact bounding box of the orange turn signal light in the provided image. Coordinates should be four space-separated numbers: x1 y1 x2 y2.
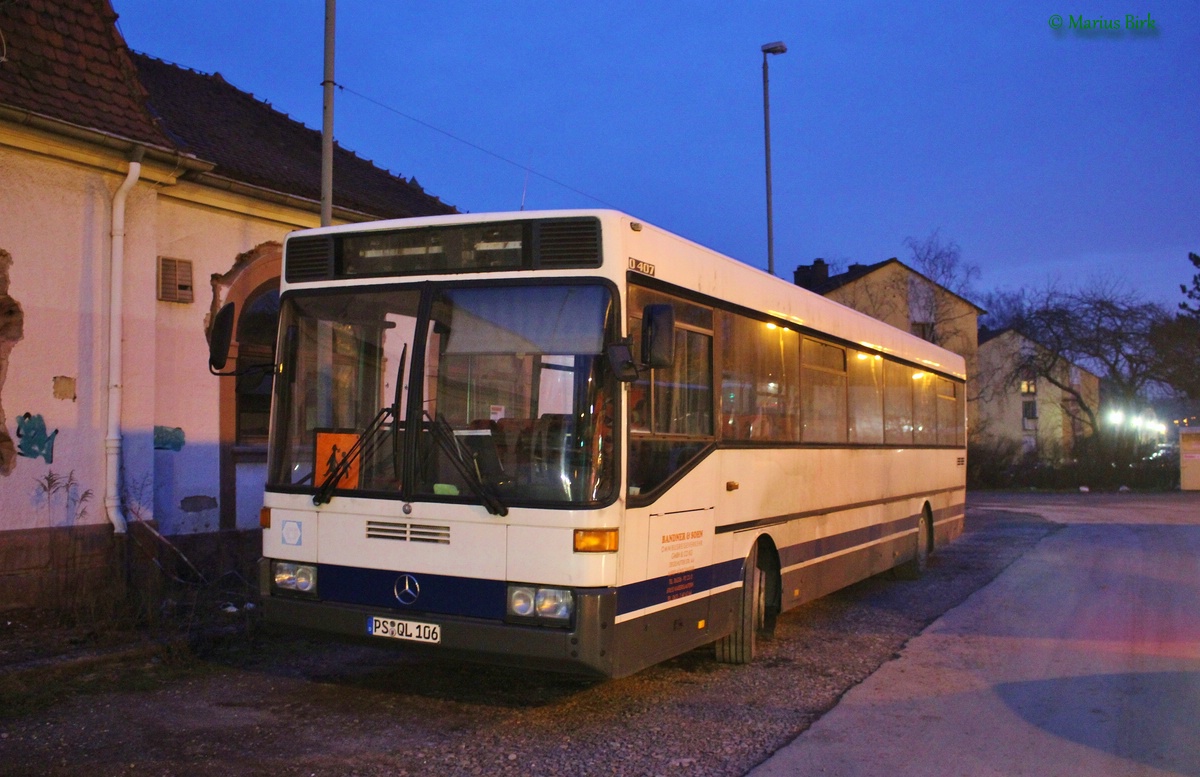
259 507 271 529
574 528 619 553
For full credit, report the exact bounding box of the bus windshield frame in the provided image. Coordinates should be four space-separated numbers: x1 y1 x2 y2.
266 280 619 509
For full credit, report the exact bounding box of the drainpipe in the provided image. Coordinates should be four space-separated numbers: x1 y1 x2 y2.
105 148 143 534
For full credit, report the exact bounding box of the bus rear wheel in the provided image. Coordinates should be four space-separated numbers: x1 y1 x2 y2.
716 541 767 664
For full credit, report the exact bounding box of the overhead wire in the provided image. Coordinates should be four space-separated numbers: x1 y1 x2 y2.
334 82 625 211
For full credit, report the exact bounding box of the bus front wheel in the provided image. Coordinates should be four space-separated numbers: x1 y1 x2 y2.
715 541 767 664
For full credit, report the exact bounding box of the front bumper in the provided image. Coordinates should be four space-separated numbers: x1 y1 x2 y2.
260 570 618 677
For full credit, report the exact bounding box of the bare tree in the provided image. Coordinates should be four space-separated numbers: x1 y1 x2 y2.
1149 314 1200 400
1181 251 1200 317
1157 251 1200 400
984 279 1174 433
903 229 982 350
905 230 980 298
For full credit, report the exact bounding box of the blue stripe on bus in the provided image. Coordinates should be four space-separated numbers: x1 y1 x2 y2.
776 514 919 569
614 514 920 617
615 558 743 616
317 564 506 620
315 513 928 622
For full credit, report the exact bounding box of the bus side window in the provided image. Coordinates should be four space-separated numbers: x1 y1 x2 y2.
720 312 799 442
883 359 914 444
626 286 714 497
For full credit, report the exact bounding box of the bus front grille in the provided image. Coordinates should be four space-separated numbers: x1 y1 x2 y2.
366 520 450 544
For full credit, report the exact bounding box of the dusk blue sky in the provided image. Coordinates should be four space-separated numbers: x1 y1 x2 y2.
111 2 1198 307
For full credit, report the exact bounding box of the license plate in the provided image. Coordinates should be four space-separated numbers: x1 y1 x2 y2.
367 616 441 644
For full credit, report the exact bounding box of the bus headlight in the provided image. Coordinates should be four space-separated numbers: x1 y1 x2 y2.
509 586 536 617
273 561 318 595
507 585 573 625
535 588 573 620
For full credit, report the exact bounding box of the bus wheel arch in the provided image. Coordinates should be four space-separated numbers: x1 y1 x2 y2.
756 534 781 639
715 534 781 664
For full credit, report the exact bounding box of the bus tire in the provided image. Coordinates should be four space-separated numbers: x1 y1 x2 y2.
895 506 932 580
715 541 765 664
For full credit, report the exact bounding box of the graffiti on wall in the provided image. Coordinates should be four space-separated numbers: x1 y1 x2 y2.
154 425 185 451
16 412 56 464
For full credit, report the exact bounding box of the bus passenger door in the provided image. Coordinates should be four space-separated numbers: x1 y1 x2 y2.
624 283 718 648
646 495 717 622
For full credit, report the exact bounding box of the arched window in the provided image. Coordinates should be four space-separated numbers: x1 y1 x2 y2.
235 286 279 446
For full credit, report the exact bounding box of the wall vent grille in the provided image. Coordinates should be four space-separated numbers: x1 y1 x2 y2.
158 257 194 303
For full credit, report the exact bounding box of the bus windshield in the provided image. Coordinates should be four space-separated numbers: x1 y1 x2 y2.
267 283 617 507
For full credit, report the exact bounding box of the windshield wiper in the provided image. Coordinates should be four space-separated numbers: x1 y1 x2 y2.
391 344 407 483
313 344 408 506
425 412 509 517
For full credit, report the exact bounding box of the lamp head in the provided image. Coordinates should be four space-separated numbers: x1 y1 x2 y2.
761 41 788 55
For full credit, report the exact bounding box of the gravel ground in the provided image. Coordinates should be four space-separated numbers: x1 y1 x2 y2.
0 502 1056 777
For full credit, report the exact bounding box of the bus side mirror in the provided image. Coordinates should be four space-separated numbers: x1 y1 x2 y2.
642 304 675 369
606 339 640 383
209 303 235 373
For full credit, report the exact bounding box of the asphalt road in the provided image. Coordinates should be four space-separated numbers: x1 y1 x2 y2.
751 492 1200 777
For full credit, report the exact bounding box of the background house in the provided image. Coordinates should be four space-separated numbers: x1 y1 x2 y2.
975 328 1101 461
794 258 984 428
0 0 453 608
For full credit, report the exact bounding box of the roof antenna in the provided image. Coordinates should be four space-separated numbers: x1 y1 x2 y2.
519 168 529 211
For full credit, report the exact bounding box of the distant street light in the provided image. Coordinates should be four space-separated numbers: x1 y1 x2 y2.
761 41 787 276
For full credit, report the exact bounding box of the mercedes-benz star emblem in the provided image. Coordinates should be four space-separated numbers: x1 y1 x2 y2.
394 573 420 605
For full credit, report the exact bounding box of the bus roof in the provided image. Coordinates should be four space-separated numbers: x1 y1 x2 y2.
286 209 967 380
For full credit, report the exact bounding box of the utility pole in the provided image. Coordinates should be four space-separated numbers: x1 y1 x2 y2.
321 0 336 226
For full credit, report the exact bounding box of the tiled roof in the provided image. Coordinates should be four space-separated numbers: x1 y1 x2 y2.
793 258 895 295
0 0 173 148
977 326 1012 345
132 53 455 219
807 259 893 295
0 0 455 219
800 257 987 314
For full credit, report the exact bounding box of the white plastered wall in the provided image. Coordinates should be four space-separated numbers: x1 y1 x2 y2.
0 146 145 531
0 142 308 536
151 196 292 534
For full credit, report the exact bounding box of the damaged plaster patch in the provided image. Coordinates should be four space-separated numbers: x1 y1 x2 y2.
0 249 25 475
53 376 76 401
180 495 218 513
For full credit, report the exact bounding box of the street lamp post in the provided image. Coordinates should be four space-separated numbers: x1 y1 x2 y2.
761 41 787 276
320 0 336 227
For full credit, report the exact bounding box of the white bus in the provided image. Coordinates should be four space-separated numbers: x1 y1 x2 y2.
211 210 966 677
